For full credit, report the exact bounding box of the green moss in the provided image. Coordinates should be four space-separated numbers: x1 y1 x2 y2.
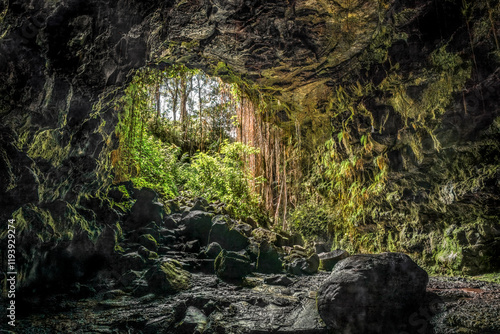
379 47 470 135
470 273 500 284
109 186 134 212
8 202 100 243
158 260 191 291
434 233 464 273
27 129 70 166
140 234 158 248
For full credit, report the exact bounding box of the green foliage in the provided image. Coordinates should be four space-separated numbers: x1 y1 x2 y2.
109 185 135 213
288 82 388 246
130 135 180 198
289 200 331 241
183 141 263 219
112 67 264 221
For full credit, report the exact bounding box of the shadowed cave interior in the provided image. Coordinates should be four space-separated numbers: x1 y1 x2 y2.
0 0 499 333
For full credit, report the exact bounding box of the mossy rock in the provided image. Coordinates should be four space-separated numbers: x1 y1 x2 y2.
319 249 349 271
138 234 159 252
214 250 253 280
256 240 283 274
146 259 191 294
138 246 158 260
205 242 223 259
117 252 146 272
208 218 249 251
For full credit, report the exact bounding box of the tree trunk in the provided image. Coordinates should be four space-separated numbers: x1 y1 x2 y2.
197 75 203 150
180 74 188 130
171 78 179 122
155 81 161 121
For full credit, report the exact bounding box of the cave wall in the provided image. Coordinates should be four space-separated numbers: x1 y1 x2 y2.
0 0 499 286
0 0 154 289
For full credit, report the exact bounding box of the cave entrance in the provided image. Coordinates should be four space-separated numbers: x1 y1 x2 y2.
117 65 240 157
110 65 270 221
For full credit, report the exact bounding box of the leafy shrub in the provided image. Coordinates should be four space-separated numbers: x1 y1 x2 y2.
183 141 263 219
130 134 180 199
289 201 331 241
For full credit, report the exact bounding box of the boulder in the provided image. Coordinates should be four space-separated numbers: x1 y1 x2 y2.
146 259 191 295
165 199 182 214
138 246 158 260
316 252 428 333
163 216 178 229
204 242 223 259
256 240 283 274
180 211 213 245
314 241 332 254
95 225 121 259
136 222 161 243
129 188 164 227
288 254 319 275
138 234 159 252
185 239 201 253
251 227 278 243
162 235 177 246
318 249 349 271
275 233 291 247
232 223 253 237
130 277 150 297
120 270 143 287
117 252 146 272
214 250 253 280
245 216 258 228
208 217 250 251
191 197 209 211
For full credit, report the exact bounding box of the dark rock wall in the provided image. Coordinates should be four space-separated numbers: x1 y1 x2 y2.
0 0 154 288
0 0 498 285
362 0 500 274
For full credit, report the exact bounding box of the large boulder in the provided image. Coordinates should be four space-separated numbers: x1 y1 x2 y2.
316 252 428 333
214 250 253 280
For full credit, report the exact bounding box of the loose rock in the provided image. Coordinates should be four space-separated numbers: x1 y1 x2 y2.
208 217 249 251
204 242 223 259
264 275 294 286
288 253 319 275
318 249 349 271
214 250 253 280
146 259 191 295
180 211 213 246
256 240 283 274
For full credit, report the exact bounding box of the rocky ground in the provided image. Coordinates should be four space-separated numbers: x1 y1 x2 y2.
8 274 500 334
4 188 500 334
428 276 500 334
